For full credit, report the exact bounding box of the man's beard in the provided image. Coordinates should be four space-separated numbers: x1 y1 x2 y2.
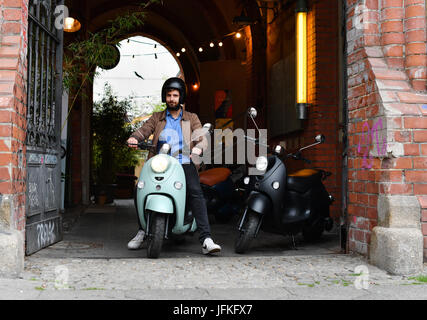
166 103 181 112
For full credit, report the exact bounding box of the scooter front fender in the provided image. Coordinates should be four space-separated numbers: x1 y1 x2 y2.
247 191 271 215
145 194 174 214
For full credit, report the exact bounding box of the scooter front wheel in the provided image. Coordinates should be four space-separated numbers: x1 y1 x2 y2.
147 211 166 259
235 210 259 254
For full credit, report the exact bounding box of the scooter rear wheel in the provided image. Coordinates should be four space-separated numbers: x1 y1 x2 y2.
147 211 166 259
302 219 324 243
235 210 259 254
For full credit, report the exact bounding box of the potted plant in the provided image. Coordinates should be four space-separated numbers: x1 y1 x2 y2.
92 83 140 203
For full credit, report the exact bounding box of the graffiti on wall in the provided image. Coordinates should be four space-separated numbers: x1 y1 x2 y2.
357 118 387 169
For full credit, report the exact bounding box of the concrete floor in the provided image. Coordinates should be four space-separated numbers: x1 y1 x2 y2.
32 199 342 259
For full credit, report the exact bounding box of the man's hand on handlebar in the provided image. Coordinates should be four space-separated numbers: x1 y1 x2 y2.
127 137 139 148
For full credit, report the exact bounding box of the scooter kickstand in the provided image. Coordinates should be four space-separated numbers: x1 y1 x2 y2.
291 234 298 250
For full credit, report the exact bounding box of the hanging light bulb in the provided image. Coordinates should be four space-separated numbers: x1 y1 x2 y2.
235 32 242 39
199 47 203 52
181 48 186 53
176 52 181 57
210 42 215 47
218 42 223 47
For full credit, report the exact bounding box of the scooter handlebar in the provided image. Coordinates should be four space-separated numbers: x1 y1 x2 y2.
128 141 154 150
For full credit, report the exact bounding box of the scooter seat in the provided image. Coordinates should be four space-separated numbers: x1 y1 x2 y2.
288 169 319 177
199 168 232 187
287 169 322 193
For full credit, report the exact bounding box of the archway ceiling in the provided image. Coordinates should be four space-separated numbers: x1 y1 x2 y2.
67 0 250 62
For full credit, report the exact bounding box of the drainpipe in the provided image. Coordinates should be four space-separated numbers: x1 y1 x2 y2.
340 0 349 253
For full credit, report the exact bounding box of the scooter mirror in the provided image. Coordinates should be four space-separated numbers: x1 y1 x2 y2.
248 107 257 119
159 143 171 154
203 123 213 134
315 134 325 143
273 145 284 155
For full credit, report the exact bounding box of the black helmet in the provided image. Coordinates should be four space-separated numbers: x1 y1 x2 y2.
161 77 187 104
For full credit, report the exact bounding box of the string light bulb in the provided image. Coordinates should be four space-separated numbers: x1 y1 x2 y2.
218 42 223 47
181 48 186 53
210 42 215 47
235 32 242 39
199 47 203 52
176 52 181 57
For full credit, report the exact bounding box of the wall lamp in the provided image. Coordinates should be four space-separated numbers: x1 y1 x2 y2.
64 17 81 33
296 0 308 120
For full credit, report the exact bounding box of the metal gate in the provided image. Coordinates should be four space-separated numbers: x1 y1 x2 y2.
25 0 64 255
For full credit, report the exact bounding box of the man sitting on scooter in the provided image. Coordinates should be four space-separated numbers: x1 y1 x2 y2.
126 77 222 255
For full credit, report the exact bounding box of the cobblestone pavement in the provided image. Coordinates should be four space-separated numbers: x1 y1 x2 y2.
1 200 427 300
1 252 426 300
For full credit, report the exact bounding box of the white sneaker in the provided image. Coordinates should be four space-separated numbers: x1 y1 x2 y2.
127 230 145 250
202 238 221 255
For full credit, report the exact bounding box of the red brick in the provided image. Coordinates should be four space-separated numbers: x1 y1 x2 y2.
405 55 427 68
3 0 23 7
383 0 403 7
405 29 426 42
1 22 21 34
3 8 21 21
405 170 427 182
421 144 427 155
405 17 427 32
404 144 420 155
405 4 425 18
381 8 404 20
382 183 413 194
413 157 427 169
414 184 427 194
418 196 427 209
405 42 426 55
404 117 427 129
367 207 377 219
383 45 404 57
414 131 427 142
0 58 18 70
394 157 413 169
381 21 403 33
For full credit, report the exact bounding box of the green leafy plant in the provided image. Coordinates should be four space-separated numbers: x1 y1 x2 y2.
92 83 140 185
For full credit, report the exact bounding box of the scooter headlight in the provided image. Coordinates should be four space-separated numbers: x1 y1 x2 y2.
255 156 268 172
137 181 145 189
150 155 169 173
243 177 250 185
272 181 280 190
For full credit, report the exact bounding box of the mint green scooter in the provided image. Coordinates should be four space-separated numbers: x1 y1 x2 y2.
135 142 198 258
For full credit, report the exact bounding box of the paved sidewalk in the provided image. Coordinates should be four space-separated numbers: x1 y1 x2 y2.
2 254 427 300
1 200 426 300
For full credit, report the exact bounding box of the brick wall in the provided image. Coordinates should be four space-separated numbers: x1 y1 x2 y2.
346 0 427 257
0 0 29 232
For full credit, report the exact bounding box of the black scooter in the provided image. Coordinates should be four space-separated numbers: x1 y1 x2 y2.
198 123 247 223
235 109 334 254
